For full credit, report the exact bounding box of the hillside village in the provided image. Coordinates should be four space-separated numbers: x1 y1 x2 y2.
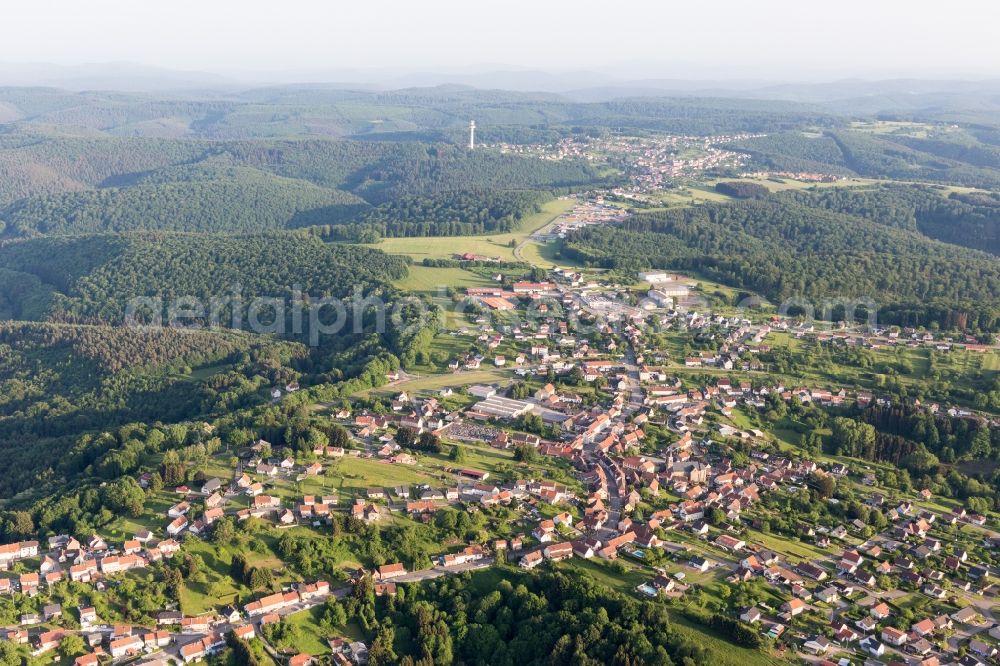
1 263 999 666
492 134 759 190
3 9 1000 664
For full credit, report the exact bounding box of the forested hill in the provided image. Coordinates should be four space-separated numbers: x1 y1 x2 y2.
0 320 300 373
309 190 552 241
0 134 211 204
204 140 605 204
727 128 1000 189
563 198 1000 332
0 320 309 496
775 184 1000 256
0 230 418 497
0 136 607 238
0 164 370 236
0 232 410 325
0 85 838 141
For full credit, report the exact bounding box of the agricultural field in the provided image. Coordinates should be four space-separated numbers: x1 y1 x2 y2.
356 368 511 398
641 177 878 210
516 238 587 269
392 265 495 294
366 197 575 261
848 119 941 137
704 175 877 193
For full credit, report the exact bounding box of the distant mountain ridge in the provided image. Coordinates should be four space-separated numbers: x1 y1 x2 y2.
3 60 1000 113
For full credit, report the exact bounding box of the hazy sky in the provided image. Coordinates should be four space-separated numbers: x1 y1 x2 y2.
3 0 999 81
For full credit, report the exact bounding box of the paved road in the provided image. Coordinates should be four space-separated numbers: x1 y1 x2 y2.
392 558 494 583
621 345 644 415
592 456 623 541
513 240 528 263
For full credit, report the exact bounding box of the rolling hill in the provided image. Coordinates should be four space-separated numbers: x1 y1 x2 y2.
726 128 1000 189
0 320 309 495
565 196 1000 332
0 134 608 237
0 232 410 325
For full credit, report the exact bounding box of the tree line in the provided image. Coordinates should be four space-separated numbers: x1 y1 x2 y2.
306 190 550 241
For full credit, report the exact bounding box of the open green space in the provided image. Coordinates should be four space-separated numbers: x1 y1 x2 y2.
358 368 511 397
393 266 495 294
366 197 575 261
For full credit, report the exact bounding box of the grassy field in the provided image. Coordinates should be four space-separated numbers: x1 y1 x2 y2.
365 198 575 262
314 457 438 494
393 266 495 294
667 612 793 666
849 120 938 138
279 605 334 655
516 238 586 269
653 185 734 206
642 177 877 210
557 557 649 592
744 526 832 563
390 265 497 374
359 368 511 398
253 435 583 509
704 176 877 193
105 491 177 539
425 441 514 470
178 536 292 615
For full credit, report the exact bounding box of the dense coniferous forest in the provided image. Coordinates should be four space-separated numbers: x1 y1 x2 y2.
0 135 212 205
308 190 551 240
0 232 409 325
829 130 1000 188
564 198 1000 331
826 403 1000 509
727 129 1000 188
713 181 770 199
0 164 370 236
0 86 840 141
0 137 605 238
210 140 605 204
889 133 1000 169
0 320 289 373
776 183 1000 255
0 321 309 493
350 190 549 231
723 131 855 174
